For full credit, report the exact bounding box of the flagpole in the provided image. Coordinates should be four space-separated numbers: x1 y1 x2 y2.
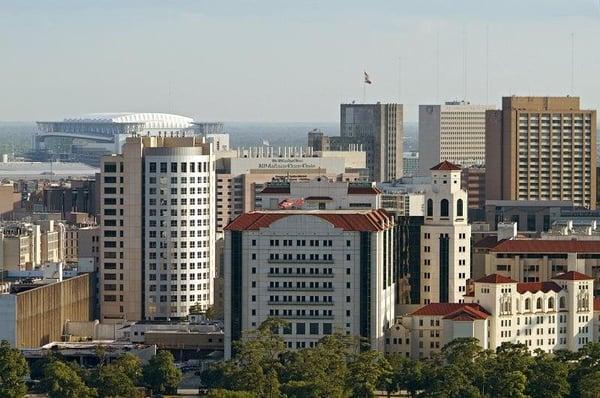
363 81 366 103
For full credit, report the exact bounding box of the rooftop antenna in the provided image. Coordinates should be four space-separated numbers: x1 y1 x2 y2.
462 25 467 101
485 25 489 105
398 56 402 101
436 29 440 103
570 32 575 93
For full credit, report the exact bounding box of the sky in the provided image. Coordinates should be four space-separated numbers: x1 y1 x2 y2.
1 0 600 122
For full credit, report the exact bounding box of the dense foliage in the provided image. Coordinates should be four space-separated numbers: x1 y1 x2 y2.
200 318 600 398
0 340 29 398
0 340 182 398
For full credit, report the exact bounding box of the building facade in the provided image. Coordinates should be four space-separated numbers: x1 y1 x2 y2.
420 161 471 304
224 210 396 358
485 96 597 209
215 148 366 233
99 135 215 323
418 101 493 175
340 103 404 182
387 272 594 358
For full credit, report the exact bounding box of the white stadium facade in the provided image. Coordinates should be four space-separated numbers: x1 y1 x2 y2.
34 113 207 165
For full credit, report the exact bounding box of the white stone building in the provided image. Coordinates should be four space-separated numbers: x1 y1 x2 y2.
420 161 471 304
224 209 395 358
387 271 594 358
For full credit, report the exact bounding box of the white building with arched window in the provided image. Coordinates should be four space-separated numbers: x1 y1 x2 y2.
420 161 471 304
386 271 595 358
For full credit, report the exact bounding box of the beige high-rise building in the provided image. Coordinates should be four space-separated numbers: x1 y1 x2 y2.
99 135 215 323
418 101 494 175
486 96 597 209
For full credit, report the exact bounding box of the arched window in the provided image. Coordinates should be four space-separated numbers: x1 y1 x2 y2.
559 296 566 309
525 298 531 311
427 199 433 217
536 298 542 310
440 199 449 217
457 199 464 217
548 297 554 309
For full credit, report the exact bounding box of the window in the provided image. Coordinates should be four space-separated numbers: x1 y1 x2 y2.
559 296 566 309
296 323 306 335
548 297 554 310
309 323 319 335
525 298 531 311
427 199 433 217
456 199 463 217
440 199 449 217
323 323 332 335
104 163 116 173
536 298 542 310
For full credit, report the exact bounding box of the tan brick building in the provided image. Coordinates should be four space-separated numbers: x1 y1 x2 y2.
486 96 596 209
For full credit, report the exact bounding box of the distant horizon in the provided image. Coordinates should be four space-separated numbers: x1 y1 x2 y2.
3 1 600 122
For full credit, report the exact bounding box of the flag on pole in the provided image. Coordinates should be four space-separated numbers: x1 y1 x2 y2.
364 71 372 84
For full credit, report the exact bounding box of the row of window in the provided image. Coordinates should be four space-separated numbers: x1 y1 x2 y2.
148 161 210 173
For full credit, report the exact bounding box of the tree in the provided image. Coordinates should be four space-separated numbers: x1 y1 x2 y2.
113 353 143 385
346 349 391 398
229 318 288 397
569 342 600 397
0 340 28 398
93 364 141 398
40 360 97 398
441 338 488 391
579 370 600 398
526 352 570 398
281 333 351 398
386 353 422 397
207 389 256 398
487 370 528 398
142 350 182 394
420 362 481 398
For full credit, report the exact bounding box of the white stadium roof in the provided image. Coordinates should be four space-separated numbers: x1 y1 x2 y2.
61 113 194 128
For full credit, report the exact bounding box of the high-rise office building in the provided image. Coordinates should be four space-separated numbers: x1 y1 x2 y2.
486 96 597 209
340 103 403 182
418 101 493 175
99 135 215 323
420 161 471 304
223 209 396 358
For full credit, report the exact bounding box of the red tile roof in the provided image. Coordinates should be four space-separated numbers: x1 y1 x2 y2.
552 271 594 281
474 236 500 249
475 274 517 284
430 160 462 171
347 186 382 195
516 281 562 294
260 186 290 194
594 297 600 311
443 305 490 321
224 209 393 232
490 239 600 253
410 303 489 317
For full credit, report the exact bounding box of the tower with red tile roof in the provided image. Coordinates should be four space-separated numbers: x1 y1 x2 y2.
420 161 471 304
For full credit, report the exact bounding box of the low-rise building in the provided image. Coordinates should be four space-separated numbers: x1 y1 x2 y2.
0 272 92 348
387 272 594 358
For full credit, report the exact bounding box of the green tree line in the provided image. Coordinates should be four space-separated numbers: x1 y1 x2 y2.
0 340 182 398
200 318 600 398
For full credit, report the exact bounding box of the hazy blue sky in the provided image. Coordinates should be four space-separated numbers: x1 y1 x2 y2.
1 0 600 122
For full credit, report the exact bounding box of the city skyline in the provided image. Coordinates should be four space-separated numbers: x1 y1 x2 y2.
1 0 600 122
